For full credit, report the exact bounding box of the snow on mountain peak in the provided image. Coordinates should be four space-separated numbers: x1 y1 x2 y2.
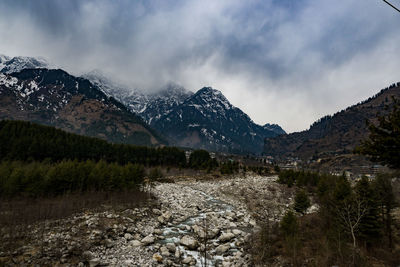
0 55 49 74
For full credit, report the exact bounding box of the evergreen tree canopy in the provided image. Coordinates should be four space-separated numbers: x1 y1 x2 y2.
357 99 400 169
294 190 311 214
280 210 298 238
0 120 186 167
189 149 211 169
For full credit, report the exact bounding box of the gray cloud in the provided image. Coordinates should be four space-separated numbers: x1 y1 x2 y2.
0 0 400 132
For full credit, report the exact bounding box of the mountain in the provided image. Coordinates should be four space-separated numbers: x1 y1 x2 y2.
82 70 149 115
153 87 282 153
142 84 194 125
83 71 193 125
263 123 286 135
0 55 49 74
264 82 400 160
83 71 285 153
0 68 163 146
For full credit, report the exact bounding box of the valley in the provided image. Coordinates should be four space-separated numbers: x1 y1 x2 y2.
0 174 292 266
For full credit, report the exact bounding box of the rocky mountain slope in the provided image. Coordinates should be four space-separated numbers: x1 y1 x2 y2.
153 87 281 154
264 82 400 160
84 71 285 154
83 71 193 126
0 68 163 146
0 54 49 74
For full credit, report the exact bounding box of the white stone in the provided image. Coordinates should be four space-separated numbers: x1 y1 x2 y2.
180 235 198 249
131 240 142 247
141 235 155 245
219 232 235 242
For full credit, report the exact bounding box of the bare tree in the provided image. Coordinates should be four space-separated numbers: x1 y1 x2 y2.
334 195 368 264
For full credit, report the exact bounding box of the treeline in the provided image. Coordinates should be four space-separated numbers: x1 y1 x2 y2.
278 169 322 188
0 120 186 166
269 170 399 266
0 160 146 198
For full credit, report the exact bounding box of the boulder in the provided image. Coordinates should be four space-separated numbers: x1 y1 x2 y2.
124 233 133 241
219 232 235 242
141 235 155 245
131 240 142 247
160 246 170 257
180 235 198 250
182 256 195 264
166 243 176 252
215 244 230 254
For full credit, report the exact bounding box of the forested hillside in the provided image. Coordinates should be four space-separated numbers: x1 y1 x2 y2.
264 82 400 160
0 120 186 166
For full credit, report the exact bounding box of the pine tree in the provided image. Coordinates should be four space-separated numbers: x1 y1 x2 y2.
294 190 311 214
357 99 400 169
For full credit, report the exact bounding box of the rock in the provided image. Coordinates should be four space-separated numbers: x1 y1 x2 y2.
124 233 133 241
154 228 163 235
141 235 155 245
160 246 170 257
152 208 162 215
219 232 235 242
182 256 195 264
192 225 206 239
208 228 220 239
166 243 176 252
163 210 172 220
157 216 165 224
180 235 198 249
82 251 94 261
232 229 242 236
152 253 163 262
175 249 181 259
216 244 230 254
105 239 114 248
131 240 142 247
89 258 100 267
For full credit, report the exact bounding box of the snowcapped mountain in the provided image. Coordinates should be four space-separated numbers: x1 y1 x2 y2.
153 87 282 153
82 70 149 114
0 68 163 146
83 71 193 125
84 70 285 153
0 54 49 74
143 83 194 125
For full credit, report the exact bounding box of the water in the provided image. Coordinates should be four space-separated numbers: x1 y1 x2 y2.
156 187 245 266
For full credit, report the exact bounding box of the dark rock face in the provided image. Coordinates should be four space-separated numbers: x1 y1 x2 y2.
153 87 280 154
84 72 286 154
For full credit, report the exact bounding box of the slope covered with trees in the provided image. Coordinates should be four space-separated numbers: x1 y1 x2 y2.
0 120 186 166
264 83 400 160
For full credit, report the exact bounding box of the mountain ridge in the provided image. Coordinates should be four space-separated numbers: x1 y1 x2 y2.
264 82 400 160
0 68 164 146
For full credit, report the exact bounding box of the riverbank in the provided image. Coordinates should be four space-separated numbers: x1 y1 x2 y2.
0 174 292 266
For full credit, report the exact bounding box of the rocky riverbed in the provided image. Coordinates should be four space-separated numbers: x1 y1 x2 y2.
0 174 293 266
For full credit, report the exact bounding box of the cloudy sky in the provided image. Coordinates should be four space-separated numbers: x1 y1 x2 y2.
0 0 399 132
